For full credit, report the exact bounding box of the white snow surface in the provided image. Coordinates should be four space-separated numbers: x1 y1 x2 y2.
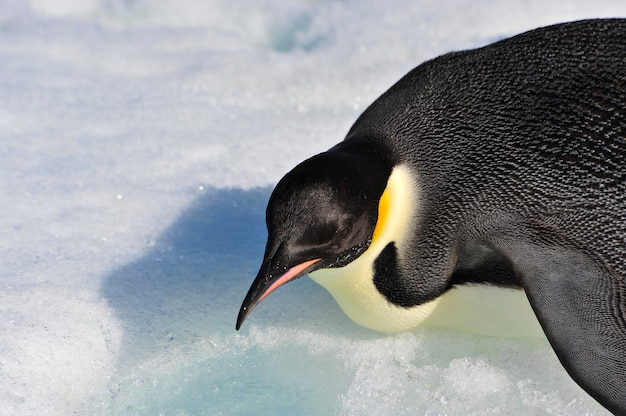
1 0 623 414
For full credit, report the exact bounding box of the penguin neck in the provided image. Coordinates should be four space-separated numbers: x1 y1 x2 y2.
309 165 543 337
309 165 428 332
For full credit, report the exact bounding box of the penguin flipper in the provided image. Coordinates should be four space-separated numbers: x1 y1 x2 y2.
496 240 626 414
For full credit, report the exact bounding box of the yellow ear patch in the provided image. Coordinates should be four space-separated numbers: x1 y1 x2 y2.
371 184 391 244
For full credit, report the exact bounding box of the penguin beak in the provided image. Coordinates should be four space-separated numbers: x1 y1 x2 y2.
236 258 321 330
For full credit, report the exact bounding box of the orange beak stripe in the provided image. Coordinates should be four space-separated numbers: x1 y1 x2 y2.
258 258 321 303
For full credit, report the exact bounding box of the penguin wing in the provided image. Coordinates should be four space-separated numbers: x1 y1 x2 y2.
495 239 626 413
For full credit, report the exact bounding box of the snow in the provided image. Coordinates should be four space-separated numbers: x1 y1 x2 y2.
0 0 623 414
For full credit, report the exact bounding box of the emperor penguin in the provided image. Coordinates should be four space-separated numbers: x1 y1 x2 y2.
236 19 626 414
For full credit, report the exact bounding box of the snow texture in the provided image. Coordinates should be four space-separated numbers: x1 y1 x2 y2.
0 0 623 414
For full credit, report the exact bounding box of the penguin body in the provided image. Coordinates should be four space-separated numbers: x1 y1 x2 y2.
237 19 626 414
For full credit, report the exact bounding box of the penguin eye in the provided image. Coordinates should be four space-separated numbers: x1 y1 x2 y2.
336 227 349 239
298 222 339 247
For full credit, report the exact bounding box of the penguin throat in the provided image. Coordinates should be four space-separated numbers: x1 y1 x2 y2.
310 165 423 332
326 240 371 269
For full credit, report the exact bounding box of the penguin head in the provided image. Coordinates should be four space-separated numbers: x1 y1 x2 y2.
236 147 391 329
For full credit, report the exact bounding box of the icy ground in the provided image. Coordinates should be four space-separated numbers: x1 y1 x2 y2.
1 0 624 414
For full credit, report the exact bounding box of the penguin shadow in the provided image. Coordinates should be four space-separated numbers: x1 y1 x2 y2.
100 186 278 361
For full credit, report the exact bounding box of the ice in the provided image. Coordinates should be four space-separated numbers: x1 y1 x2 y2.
0 0 623 414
